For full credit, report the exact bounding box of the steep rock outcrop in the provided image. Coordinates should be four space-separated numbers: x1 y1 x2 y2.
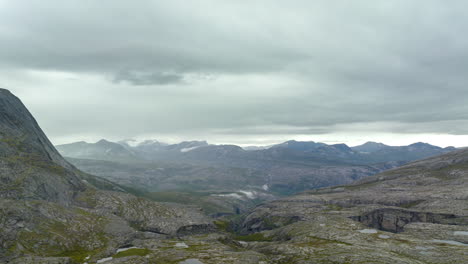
0 88 85 204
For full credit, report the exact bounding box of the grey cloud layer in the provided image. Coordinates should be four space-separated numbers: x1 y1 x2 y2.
1 0 468 143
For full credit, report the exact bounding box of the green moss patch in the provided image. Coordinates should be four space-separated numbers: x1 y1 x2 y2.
214 220 230 232
398 200 424 209
324 204 343 211
113 248 151 258
12 203 110 263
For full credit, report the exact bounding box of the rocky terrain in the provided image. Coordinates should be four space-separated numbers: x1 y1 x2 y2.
233 148 468 263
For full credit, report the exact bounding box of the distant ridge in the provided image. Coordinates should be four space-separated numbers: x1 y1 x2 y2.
57 137 455 166
55 137 456 196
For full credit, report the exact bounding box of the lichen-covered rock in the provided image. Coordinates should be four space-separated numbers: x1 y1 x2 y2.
78 190 214 236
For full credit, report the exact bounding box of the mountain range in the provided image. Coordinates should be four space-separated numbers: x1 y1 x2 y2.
57 139 456 166
55 138 455 198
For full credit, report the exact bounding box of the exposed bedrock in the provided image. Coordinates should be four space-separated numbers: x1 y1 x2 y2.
176 223 217 236
351 208 468 233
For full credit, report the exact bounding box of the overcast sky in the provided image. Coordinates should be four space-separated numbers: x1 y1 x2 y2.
1 0 468 147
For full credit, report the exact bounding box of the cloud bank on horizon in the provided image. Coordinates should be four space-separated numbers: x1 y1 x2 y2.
1 0 468 147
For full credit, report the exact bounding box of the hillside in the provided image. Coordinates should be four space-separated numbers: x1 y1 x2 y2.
0 89 86 204
0 89 216 263
233 148 468 263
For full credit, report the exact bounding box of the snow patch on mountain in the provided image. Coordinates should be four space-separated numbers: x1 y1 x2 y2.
239 190 256 199
212 190 259 200
212 193 244 199
181 146 201 153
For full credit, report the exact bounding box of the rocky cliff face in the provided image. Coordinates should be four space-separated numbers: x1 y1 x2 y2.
0 88 86 204
0 89 69 167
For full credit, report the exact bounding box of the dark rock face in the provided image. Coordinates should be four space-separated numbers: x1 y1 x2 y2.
176 223 217 236
351 208 467 233
240 214 301 234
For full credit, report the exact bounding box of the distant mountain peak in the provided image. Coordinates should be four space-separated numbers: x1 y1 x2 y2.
285 139 317 144
272 140 325 151
406 142 442 152
331 143 352 152
96 139 111 144
352 141 390 153
118 139 168 148
409 142 431 147
362 141 387 146
56 138 136 161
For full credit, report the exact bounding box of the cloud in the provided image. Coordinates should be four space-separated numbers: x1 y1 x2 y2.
0 0 468 146
112 70 183 85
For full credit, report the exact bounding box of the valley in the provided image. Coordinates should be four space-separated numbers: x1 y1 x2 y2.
56 137 454 216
